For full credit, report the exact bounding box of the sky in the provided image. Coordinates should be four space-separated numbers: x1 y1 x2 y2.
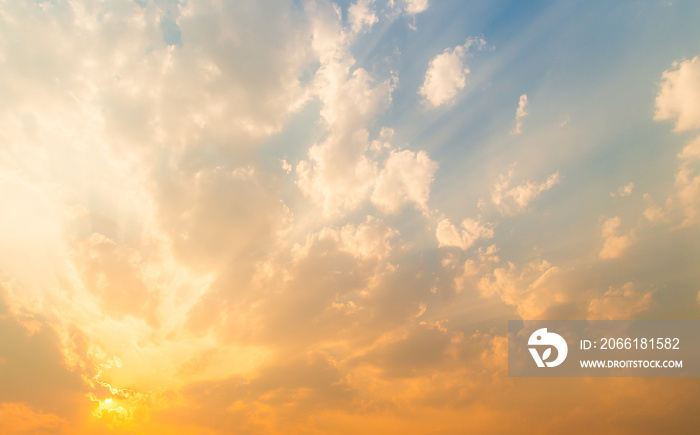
1 0 700 433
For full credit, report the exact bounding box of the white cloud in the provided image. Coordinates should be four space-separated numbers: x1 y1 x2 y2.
457 246 652 321
513 94 528 134
293 216 398 261
402 0 430 15
655 56 700 132
370 127 394 152
371 149 438 214
389 0 430 15
348 0 378 33
295 3 397 217
653 57 700 227
475 259 570 319
419 38 484 108
296 127 381 217
0 0 330 406
611 182 634 197
295 2 442 219
9 2 698 433
599 217 634 259
281 159 292 174
490 167 560 215
295 4 441 218
296 2 445 219
337 217 399 260
436 218 494 250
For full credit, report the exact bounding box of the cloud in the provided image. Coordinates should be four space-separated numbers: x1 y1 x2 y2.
653 58 700 227
389 0 430 16
436 218 494 250
295 2 401 217
599 216 634 259
611 182 634 197
0 284 89 422
371 149 438 214
293 216 398 261
513 94 528 134
475 260 570 319
356 321 454 378
655 56 700 131
659 133 700 228
183 214 404 352
490 167 560 215
450 246 584 319
74 233 157 325
0 7 446 418
452 245 646 321
587 282 654 320
0 0 324 425
281 159 293 174
154 161 294 269
402 0 430 15
678 134 700 160
296 5 439 218
296 129 379 217
643 193 667 223
348 0 378 33
0 403 67 435
459 250 654 322
2 2 699 434
419 38 485 108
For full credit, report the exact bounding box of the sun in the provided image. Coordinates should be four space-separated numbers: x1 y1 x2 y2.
104 398 113 404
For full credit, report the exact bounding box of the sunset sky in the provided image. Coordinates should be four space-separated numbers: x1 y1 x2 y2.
2 0 700 433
